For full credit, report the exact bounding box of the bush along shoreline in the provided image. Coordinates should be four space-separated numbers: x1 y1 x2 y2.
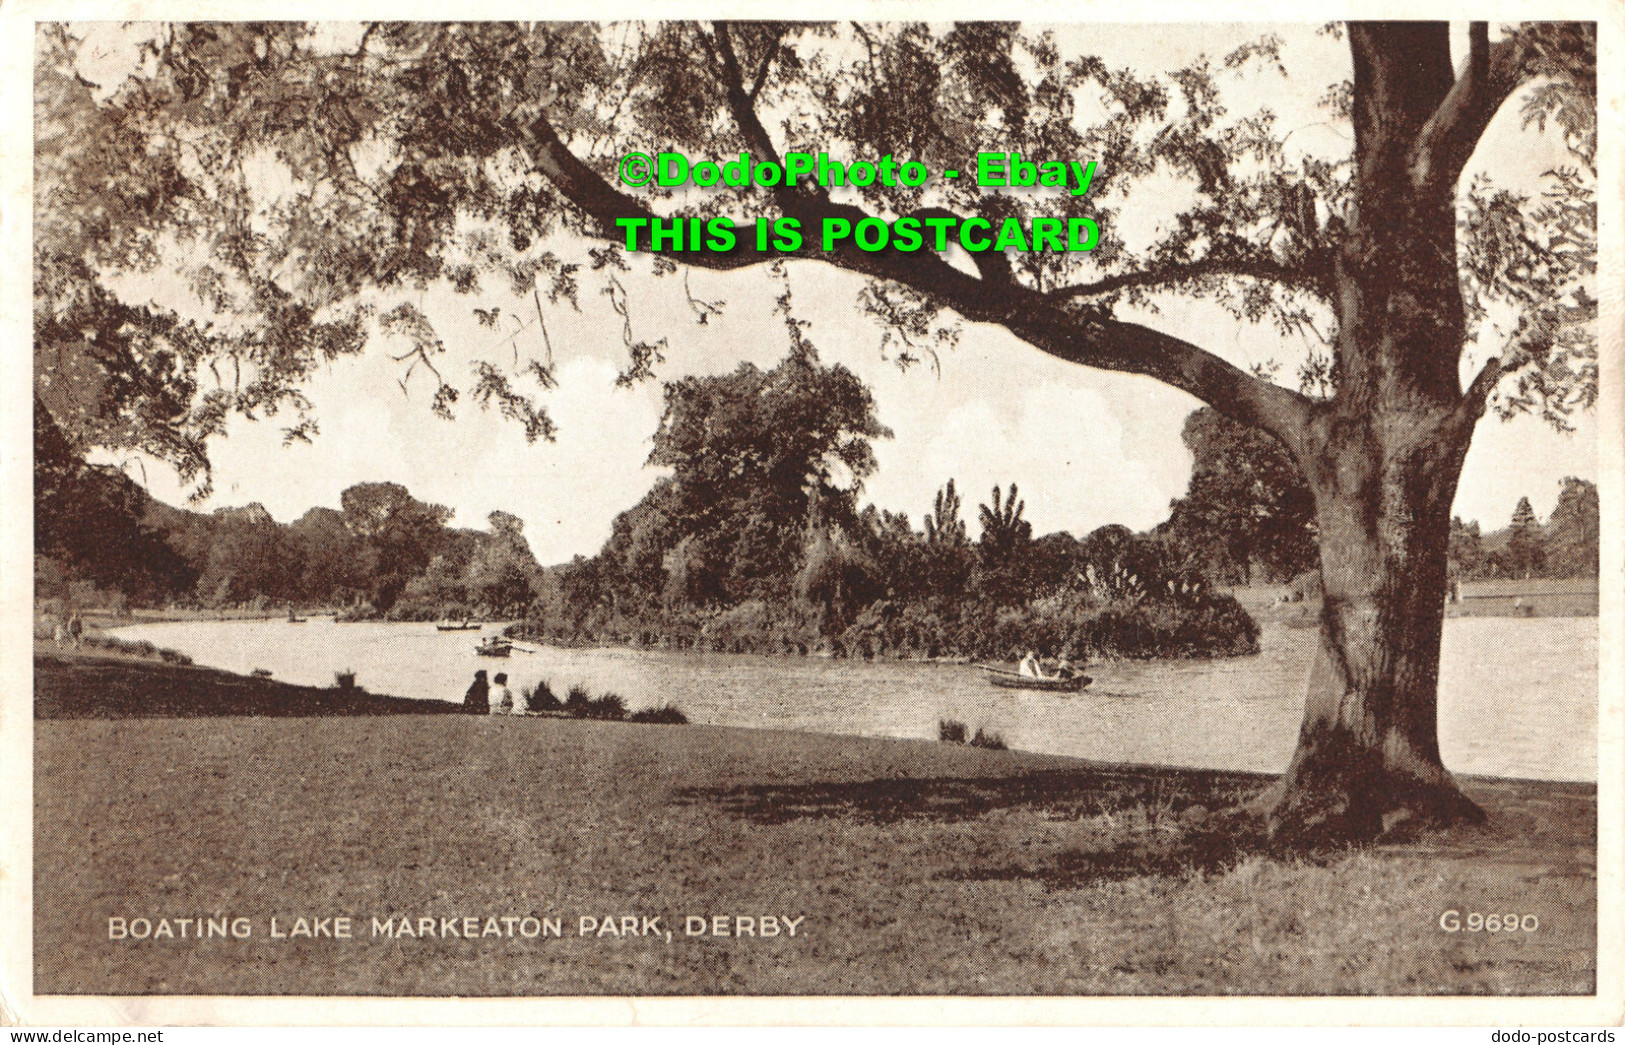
511 586 1261 664
517 680 689 725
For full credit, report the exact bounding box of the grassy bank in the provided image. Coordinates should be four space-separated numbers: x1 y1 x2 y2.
1447 577 1600 618
1234 577 1599 626
33 651 1596 995
34 645 461 719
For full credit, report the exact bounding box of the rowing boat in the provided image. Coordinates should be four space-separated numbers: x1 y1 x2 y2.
475 638 512 657
986 673 1091 692
437 621 481 631
976 663 1092 692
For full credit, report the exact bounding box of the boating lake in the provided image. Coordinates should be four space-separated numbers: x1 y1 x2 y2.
109 616 1598 783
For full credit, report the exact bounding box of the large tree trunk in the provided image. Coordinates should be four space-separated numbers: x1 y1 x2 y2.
1262 405 1487 842
1249 22 1502 844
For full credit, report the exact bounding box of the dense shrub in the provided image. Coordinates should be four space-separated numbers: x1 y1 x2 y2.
969 728 1008 751
580 692 628 720
524 679 685 724
563 684 592 713
628 703 689 724
938 719 1009 751
522 586 1260 662
525 679 561 712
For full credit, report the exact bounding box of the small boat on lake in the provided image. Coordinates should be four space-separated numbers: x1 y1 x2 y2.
987 672 1092 693
475 636 513 657
437 620 481 631
978 663 1093 692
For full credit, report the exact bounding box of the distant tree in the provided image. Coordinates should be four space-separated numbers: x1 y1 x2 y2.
339 482 456 610
793 524 879 634
465 510 542 615
637 347 890 607
1025 531 1087 600
400 553 473 613
1507 496 1545 579
194 504 292 607
1447 516 1485 581
287 507 372 604
34 398 195 603
1544 477 1598 578
918 482 974 602
977 484 1032 566
1161 407 1317 585
599 478 683 608
855 504 922 600
974 483 1033 606
924 480 968 547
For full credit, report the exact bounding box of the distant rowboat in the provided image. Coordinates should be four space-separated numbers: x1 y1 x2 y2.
986 673 1091 693
977 663 1092 693
437 621 481 631
475 637 512 657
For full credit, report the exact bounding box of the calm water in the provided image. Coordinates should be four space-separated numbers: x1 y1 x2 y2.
110 616 1598 782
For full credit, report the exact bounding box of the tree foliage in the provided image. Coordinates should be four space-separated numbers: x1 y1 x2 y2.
526 359 1252 659
1159 407 1317 585
33 22 1595 488
1446 478 1597 582
1544 476 1599 578
34 472 543 618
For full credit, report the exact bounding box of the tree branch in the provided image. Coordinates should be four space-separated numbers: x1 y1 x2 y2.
1044 254 1325 302
514 90 1314 449
746 30 781 99
1461 356 1503 418
1003 312 1315 450
1459 309 1559 419
515 111 782 271
1410 24 1522 196
905 206 1013 288
713 23 829 211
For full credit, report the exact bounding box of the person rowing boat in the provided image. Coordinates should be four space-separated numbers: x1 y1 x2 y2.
1015 651 1084 683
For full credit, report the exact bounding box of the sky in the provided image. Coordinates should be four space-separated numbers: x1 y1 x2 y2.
84 22 1598 565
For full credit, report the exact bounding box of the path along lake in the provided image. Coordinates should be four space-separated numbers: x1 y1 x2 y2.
110 616 1597 783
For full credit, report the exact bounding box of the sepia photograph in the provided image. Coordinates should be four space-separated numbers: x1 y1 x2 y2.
4 3 1620 1022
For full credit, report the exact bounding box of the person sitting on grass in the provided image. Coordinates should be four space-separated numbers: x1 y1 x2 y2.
489 672 512 715
463 670 489 715
509 675 530 716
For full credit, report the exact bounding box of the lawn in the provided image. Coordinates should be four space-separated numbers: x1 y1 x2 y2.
1233 577 1598 624
33 651 1596 996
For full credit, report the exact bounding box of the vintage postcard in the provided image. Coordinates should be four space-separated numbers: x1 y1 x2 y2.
2 0 1621 1027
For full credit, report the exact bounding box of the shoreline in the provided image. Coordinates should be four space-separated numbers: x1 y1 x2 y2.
66 574 1598 639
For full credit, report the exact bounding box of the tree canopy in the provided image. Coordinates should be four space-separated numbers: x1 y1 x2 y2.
34 22 1595 490
1160 407 1318 585
528 355 1255 660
